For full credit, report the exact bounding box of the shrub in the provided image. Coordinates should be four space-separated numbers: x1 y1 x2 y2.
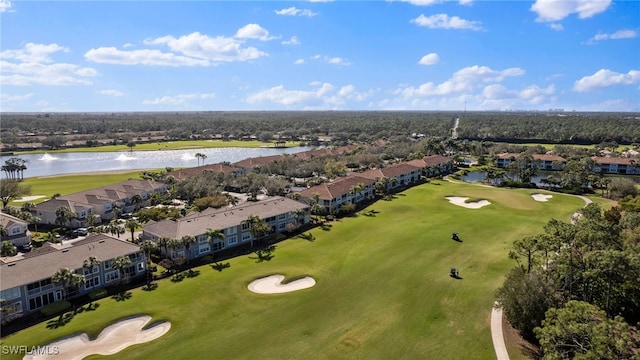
40 301 71 317
88 288 108 300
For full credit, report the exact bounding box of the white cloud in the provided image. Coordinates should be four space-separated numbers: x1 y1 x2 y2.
235 24 276 41
459 0 473 5
530 0 611 22
394 0 443 6
123 43 135 48
98 89 124 97
1 92 33 103
573 69 640 92
0 43 68 63
418 53 439 65
294 59 305 65
0 43 97 86
0 0 12 13
308 54 351 65
1 61 97 86
143 93 215 106
89 31 269 66
411 14 483 31
245 83 373 108
396 65 525 97
275 7 317 16
282 36 300 45
587 29 637 44
86 47 210 66
549 23 564 31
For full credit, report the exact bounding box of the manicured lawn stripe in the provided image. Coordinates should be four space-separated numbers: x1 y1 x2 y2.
0 182 611 360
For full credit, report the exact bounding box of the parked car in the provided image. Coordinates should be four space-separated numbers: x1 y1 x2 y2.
18 243 32 252
77 228 88 236
121 213 133 219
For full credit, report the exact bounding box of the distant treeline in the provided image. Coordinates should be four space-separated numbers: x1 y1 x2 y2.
457 112 640 144
1 111 639 145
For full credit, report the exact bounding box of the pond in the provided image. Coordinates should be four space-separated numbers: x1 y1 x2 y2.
459 170 561 186
2 146 318 178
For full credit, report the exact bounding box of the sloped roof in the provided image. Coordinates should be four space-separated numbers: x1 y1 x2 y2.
298 175 374 201
232 154 286 169
358 162 422 179
422 155 453 166
0 213 28 229
497 153 565 162
142 196 308 239
0 234 141 290
592 156 639 165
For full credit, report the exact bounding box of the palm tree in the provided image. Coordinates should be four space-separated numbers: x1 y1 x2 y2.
246 214 271 248
124 218 140 242
140 240 157 286
52 268 85 300
206 228 225 262
129 194 143 211
180 235 197 264
107 219 124 238
55 206 75 229
82 256 101 274
157 237 171 257
195 153 207 166
113 255 133 284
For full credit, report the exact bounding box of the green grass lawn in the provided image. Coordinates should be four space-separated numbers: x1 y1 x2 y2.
1 182 606 359
15 171 152 205
13 140 303 155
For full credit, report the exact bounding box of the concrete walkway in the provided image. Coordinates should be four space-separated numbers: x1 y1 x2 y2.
491 302 510 360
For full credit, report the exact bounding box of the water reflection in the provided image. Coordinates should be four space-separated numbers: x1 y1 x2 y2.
5 146 318 178
460 170 561 186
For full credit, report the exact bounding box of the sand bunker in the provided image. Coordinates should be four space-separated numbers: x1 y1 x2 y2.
445 196 491 209
531 193 553 202
248 274 316 294
23 315 171 360
15 195 46 202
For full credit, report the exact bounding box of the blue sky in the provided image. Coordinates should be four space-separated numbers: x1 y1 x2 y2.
1 0 638 112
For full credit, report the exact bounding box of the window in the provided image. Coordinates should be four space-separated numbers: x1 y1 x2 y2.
199 245 210 254
84 276 101 290
28 292 55 311
0 287 20 301
242 232 252 242
241 223 250 231
227 235 237 246
105 270 119 283
10 226 21 235
137 263 145 272
278 223 286 230
227 226 237 235
212 241 225 251
278 213 286 220
104 260 112 269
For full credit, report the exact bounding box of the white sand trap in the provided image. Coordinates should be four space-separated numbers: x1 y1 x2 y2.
445 196 491 209
15 195 46 202
23 315 171 360
531 193 553 202
248 274 316 294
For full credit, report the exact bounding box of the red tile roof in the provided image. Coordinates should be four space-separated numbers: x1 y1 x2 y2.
592 156 639 165
422 155 453 166
298 175 374 200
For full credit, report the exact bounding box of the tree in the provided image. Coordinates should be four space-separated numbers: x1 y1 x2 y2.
1 157 28 180
107 219 124 238
195 152 207 166
180 235 196 264
129 194 143 211
0 179 31 208
608 177 638 200
535 301 639 360
55 206 75 229
140 240 157 286
246 214 271 248
1 241 16 257
206 228 224 262
82 256 101 273
126 141 136 153
124 218 140 242
324 159 347 179
156 237 171 257
41 135 66 150
52 268 85 300
113 255 133 284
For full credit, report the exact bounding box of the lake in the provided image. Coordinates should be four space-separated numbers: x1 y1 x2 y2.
2 146 318 178
460 170 561 186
